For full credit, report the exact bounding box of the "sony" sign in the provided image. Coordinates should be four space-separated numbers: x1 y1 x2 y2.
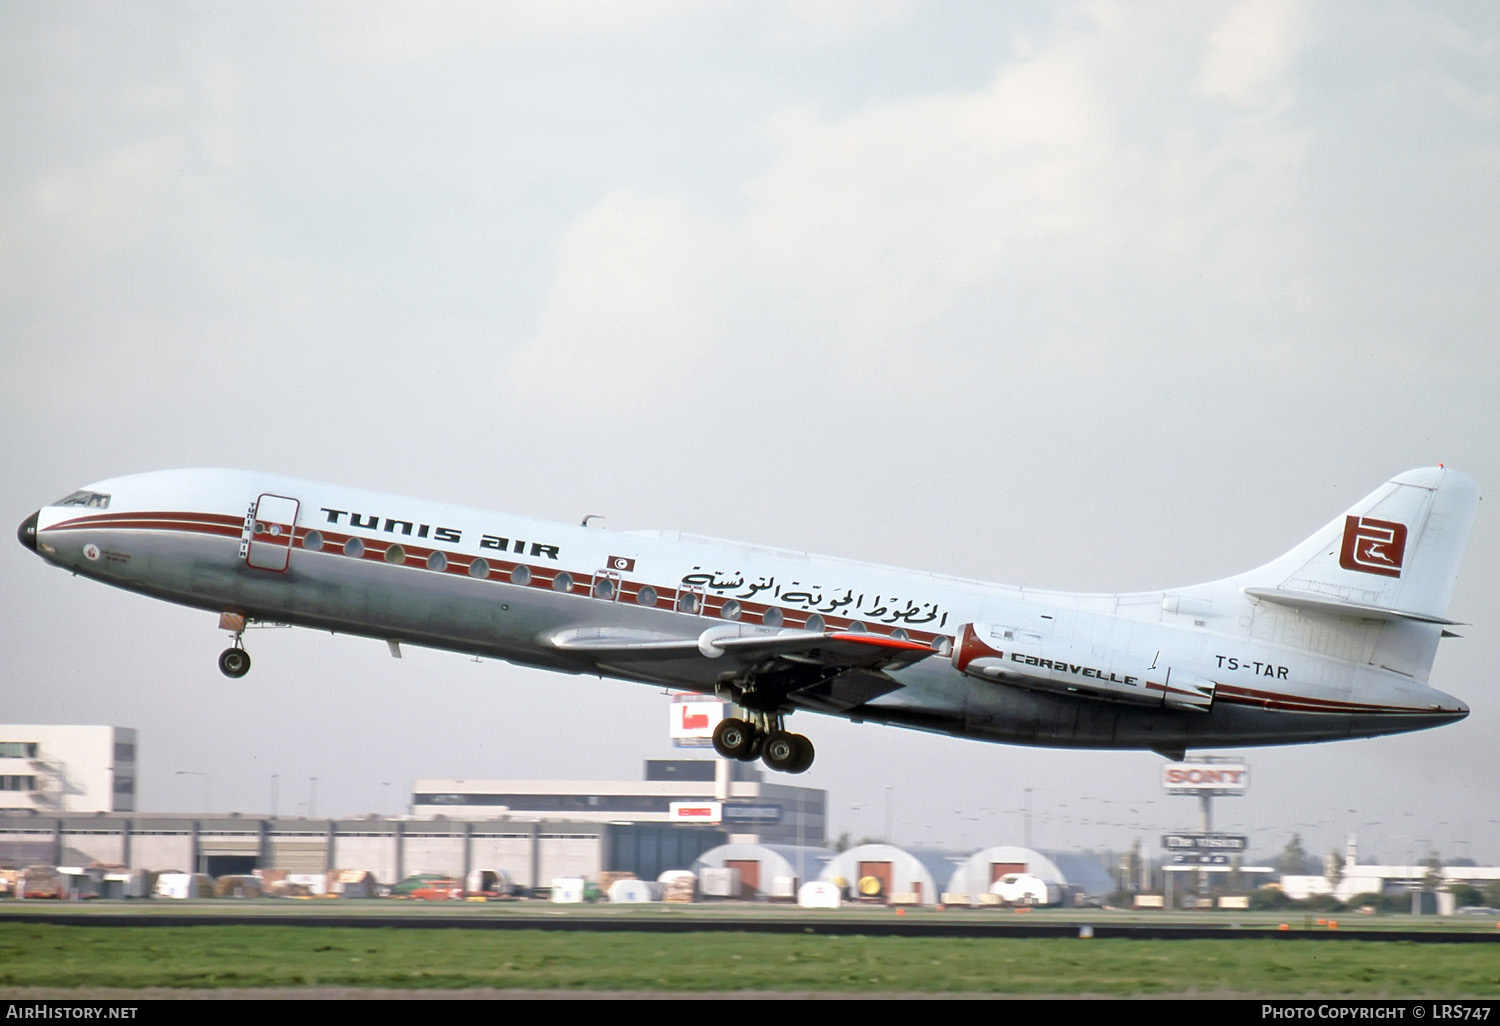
1161 763 1249 792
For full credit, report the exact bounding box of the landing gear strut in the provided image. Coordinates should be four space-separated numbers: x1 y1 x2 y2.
712 715 815 774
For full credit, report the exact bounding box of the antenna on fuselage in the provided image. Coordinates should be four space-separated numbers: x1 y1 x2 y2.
581 514 605 527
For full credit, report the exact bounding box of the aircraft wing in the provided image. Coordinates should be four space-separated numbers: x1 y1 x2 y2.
545 625 934 667
542 626 936 712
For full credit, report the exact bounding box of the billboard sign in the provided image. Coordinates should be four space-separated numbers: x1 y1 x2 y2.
669 697 726 747
724 804 783 825
669 801 723 824
1161 761 1249 794
1167 852 1236 867
1162 834 1248 852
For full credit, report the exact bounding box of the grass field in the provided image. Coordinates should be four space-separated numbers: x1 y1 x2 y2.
3 921 1498 996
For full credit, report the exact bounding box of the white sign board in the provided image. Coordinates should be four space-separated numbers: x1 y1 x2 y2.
1161 761 1249 794
669 697 725 747
669 801 723 824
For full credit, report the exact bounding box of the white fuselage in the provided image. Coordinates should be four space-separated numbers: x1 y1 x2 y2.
19 468 1470 756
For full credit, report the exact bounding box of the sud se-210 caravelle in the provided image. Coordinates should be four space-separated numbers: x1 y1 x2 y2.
17 465 1479 774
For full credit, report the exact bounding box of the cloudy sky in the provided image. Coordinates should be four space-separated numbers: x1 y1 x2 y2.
4 1 1498 867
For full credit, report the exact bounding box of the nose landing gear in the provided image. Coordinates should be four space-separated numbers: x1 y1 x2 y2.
217 612 251 678
218 646 251 678
712 715 814 773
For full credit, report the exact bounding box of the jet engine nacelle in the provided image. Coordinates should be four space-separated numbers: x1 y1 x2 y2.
952 622 1214 713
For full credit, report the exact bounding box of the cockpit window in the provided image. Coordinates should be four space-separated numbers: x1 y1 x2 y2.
55 490 111 509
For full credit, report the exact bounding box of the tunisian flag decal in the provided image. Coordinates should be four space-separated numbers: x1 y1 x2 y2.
608 555 636 572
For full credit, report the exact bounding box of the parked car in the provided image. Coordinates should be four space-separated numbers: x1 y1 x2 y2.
990 873 1062 906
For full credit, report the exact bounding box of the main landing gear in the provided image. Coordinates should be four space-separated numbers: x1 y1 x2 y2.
712 715 815 774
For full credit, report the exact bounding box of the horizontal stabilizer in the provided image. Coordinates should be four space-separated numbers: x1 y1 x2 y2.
1242 587 1459 625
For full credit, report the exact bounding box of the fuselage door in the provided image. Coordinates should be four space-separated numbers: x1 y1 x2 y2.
246 494 300 572
591 567 622 601
676 582 706 616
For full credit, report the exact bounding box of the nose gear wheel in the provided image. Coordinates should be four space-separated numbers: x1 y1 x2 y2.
218 647 251 678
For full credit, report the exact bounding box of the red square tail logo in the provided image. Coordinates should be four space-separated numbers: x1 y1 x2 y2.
1338 516 1407 578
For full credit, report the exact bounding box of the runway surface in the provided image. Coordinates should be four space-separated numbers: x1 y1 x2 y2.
5 903 1499 942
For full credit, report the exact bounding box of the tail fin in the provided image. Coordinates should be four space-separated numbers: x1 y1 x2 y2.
1233 466 1480 625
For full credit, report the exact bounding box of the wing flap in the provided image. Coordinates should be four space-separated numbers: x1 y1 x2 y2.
785 668 905 713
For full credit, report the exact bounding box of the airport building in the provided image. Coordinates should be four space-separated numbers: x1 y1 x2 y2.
0 725 136 814
0 811 724 889
411 758 825 846
0 720 818 888
1278 837 1500 911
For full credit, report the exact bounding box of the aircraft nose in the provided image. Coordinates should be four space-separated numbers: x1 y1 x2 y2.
17 511 39 553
